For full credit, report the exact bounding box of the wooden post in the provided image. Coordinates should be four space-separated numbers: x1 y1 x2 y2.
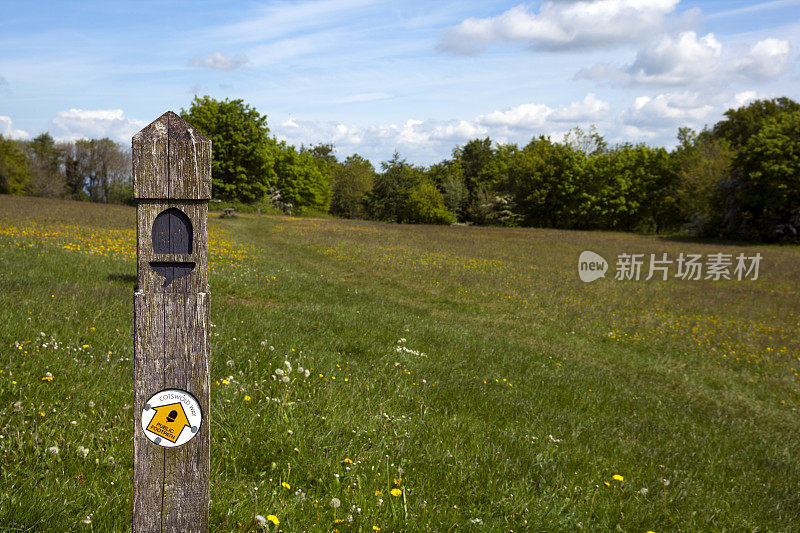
132 111 212 532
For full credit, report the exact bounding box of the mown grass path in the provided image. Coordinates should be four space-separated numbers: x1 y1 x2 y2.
0 196 798 531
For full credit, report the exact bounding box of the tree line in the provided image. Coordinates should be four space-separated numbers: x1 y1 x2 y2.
2 96 798 242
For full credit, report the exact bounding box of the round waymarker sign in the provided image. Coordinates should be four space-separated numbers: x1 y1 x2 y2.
141 389 202 448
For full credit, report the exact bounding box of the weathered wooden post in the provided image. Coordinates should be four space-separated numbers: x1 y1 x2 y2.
132 111 212 532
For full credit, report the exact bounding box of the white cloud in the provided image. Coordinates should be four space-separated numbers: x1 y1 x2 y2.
551 93 612 122
48 109 145 144
735 38 791 79
275 94 611 163
0 116 30 139
189 51 248 71
438 0 682 54
621 92 715 128
579 32 791 86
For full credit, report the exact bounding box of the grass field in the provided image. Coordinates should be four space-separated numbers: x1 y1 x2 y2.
0 195 799 532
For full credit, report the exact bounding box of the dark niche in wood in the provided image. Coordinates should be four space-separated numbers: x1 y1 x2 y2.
150 207 195 287
152 207 193 254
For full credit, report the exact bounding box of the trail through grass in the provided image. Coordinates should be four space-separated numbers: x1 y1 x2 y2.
0 196 798 531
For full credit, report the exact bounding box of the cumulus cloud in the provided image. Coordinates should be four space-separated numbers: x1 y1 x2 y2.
189 51 248 71
438 0 683 54
621 92 715 128
275 94 611 163
578 32 791 86
0 116 30 139
48 109 145 143
734 38 791 79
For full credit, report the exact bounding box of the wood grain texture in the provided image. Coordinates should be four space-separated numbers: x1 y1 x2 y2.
133 111 211 200
133 293 209 533
133 111 211 532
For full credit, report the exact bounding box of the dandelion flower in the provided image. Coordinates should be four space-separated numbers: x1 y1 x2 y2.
612 474 624 482
281 481 291 490
267 514 279 525
244 395 251 402
343 458 353 464
390 488 401 497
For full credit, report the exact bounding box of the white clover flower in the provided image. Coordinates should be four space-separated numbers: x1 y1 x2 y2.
330 497 341 508
281 376 290 383
77 446 89 458
255 515 267 527
274 368 284 376
83 515 92 525
297 366 303 373
48 445 60 454
639 487 648 495
226 360 234 367
304 369 310 378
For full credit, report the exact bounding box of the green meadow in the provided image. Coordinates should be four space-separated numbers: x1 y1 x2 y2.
0 195 798 531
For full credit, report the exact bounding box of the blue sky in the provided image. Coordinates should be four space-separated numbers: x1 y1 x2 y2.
1 0 798 164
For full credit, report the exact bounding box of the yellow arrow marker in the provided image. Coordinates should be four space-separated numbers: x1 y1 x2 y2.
146 402 191 443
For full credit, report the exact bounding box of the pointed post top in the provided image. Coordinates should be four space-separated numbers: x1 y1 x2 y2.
133 111 210 145
132 111 212 199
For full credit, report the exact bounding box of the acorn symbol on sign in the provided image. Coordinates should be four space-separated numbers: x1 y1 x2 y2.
166 410 178 423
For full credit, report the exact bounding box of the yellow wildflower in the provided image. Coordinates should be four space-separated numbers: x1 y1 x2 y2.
373 527 381 531
266 514 279 525
374 490 382 496
244 395 251 402
281 481 291 490
222 379 229 385
343 458 353 464
613 474 624 482
41 376 53 382
390 488 401 497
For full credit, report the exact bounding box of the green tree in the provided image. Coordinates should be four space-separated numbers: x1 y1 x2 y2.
0 135 32 195
365 152 423 222
672 128 733 235
330 154 375 219
181 96 276 202
712 97 800 150
731 110 800 241
510 137 585 228
403 181 455 225
273 143 331 212
427 160 467 218
26 133 64 197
